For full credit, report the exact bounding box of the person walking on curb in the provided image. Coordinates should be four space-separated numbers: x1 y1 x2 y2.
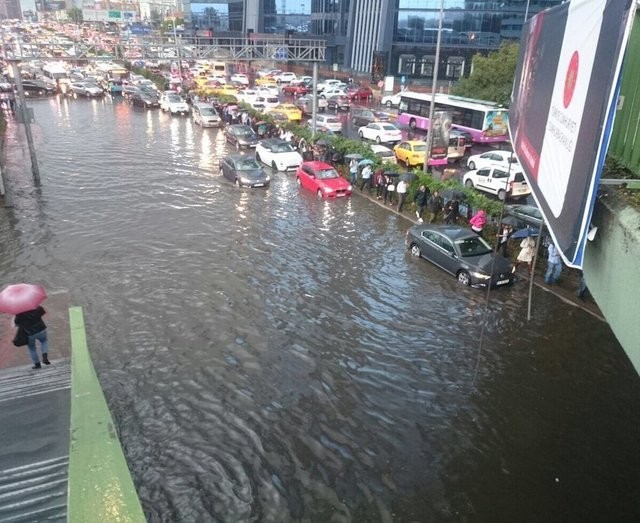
414 185 430 222
396 179 408 212
359 164 372 193
469 209 486 238
374 169 385 199
14 306 50 369
349 158 358 185
427 190 443 223
544 241 563 285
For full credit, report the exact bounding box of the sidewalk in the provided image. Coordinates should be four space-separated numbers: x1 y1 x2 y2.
353 186 605 321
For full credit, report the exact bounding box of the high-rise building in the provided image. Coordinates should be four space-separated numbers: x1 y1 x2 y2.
1 0 24 19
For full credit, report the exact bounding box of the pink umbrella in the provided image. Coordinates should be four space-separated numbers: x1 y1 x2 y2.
0 283 48 315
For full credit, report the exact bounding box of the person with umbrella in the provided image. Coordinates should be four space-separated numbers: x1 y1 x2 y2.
427 190 444 223
0 283 50 369
359 160 374 193
512 229 538 276
496 223 514 257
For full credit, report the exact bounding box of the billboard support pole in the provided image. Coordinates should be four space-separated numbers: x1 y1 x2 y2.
424 0 444 178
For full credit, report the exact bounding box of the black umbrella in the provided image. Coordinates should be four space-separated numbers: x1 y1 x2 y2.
315 139 329 146
384 171 401 177
511 227 540 239
500 216 520 227
442 188 465 200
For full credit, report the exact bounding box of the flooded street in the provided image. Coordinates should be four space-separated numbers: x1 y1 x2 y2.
1 96 639 522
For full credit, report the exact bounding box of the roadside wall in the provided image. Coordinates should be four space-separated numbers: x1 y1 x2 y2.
584 195 640 375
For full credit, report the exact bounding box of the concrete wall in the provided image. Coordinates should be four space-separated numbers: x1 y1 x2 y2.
584 195 640 375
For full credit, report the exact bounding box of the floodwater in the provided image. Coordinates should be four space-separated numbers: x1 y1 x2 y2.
1 96 639 522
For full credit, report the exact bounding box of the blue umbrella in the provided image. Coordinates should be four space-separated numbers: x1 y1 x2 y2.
358 159 374 167
511 227 540 239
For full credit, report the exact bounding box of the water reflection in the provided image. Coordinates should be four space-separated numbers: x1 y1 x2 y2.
1 97 639 522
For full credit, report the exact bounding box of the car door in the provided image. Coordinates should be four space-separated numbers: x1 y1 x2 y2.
298 164 316 191
488 168 509 195
395 142 408 163
422 231 456 274
262 142 273 164
220 158 231 180
473 168 492 192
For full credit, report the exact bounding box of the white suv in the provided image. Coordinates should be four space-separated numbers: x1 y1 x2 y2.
276 72 297 83
466 150 519 171
463 166 531 201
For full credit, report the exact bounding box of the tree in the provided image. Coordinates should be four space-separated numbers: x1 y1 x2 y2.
451 41 519 107
67 7 83 24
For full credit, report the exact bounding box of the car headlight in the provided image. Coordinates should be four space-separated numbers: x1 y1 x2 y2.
265 176 271 182
240 177 251 184
470 271 491 280
323 186 332 193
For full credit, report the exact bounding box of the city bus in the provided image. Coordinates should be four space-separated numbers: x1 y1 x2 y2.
397 93 509 144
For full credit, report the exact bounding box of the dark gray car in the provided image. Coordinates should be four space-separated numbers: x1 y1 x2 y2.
220 155 270 188
225 125 259 149
405 224 513 287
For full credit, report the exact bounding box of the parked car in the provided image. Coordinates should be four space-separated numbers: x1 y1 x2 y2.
463 165 531 201
220 155 270 188
316 79 344 93
320 87 348 100
370 144 398 164
394 140 427 167
160 92 189 115
310 114 343 133
350 107 390 126
294 95 327 114
504 204 544 229
267 103 302 122
229 73 249 85
69 81 103 97
21 79 56 96
275 72 297 84
381 91 405 108
225 124 259 149
347 85 373 101
256 85 280 97
295 161 352 199
255 95 279 110
326 95 350 112
130 90 160 108
466 150 520 171
192 102 222 127
358 122 402 144
405 224 513 288
281 83 308 96
255 138 303 171
236 89 259 104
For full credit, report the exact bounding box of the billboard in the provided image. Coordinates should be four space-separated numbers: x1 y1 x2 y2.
429 111 452 163
509 0 634 267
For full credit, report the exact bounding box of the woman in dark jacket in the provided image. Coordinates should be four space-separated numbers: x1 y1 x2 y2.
15 306 49 369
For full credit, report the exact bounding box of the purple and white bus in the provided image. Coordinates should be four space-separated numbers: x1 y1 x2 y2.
397 93 510 144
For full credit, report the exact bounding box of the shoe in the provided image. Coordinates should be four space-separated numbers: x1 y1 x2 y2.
32 362 41 369
42 354 50 365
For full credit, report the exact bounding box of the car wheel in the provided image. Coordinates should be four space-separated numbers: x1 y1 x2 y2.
497 189 507 201
409 118 417 130
410 244 421 257
468 161 476 170
358 131 364 139
296 177 301 186
272 161 278 171
465 179 474 188
375 136 381 144
385 101 392 109
316 189 323 199
457 270 471 286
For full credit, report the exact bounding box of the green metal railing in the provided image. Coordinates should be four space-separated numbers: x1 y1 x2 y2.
67 307 145 523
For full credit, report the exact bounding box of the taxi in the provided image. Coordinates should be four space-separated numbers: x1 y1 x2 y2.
209 84 239 97
393 140 427 167
255 76 278 87
268 104 302 122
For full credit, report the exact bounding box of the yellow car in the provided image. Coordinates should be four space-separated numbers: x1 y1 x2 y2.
210 84 238 97
255 76 278 87
394 140 427 167
268 104 302 122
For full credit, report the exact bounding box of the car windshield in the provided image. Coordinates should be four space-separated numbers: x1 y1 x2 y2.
381 124 397 130
235 127 254 136
272 143 294 153
455 236 493 257
325 117 340 123
413 144 427 152
236 160 261 170
316 168 339 180
200 108 217 116
167 94 181 102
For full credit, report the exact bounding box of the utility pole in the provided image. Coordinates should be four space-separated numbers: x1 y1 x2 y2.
424 0 444 179
11 62 41 185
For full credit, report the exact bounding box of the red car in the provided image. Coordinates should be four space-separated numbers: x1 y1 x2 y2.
282 83 308 96
347 86 373 101
295 161 352 199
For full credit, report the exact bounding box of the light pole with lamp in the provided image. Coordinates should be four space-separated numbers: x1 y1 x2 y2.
423 0 445 178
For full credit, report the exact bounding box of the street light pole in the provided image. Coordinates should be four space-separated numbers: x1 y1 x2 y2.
424 0 444 178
